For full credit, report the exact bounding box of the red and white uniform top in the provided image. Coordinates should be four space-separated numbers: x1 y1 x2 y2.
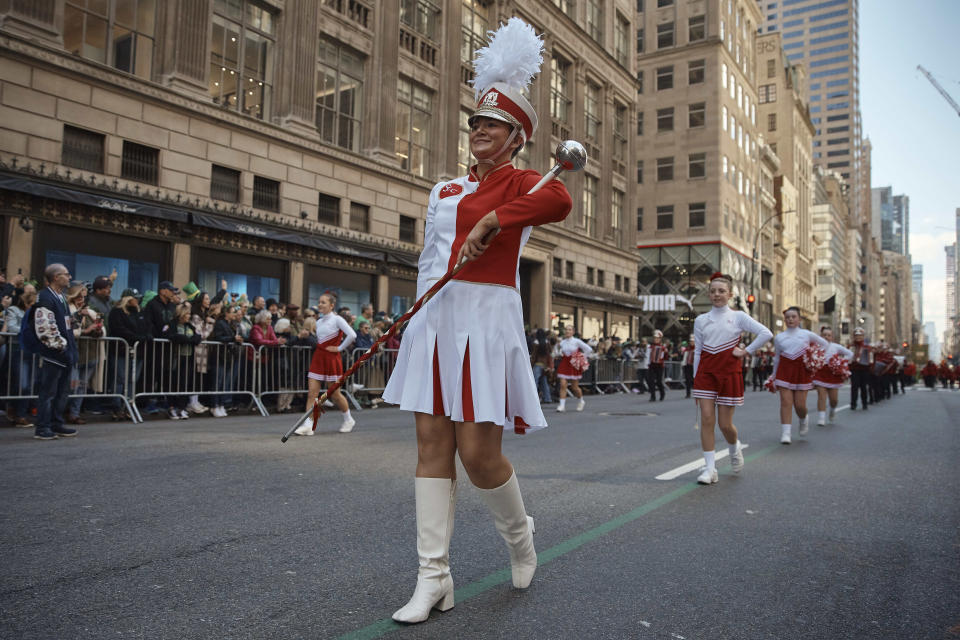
823 342 853 362
772 327 829 376
692 306 772 377
314 312 356 351
416 161 572 297
682 346 695 366
559 337 593 358
647 343 668 365
849 342 872 370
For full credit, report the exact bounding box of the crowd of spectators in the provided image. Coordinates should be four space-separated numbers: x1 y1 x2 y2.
2 266 407 427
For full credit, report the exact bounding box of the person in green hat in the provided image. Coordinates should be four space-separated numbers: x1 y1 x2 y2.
181 281 201 303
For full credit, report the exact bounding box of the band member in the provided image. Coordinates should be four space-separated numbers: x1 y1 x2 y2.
555 324 593 412
849 328 872 409
921 360 938 389
812 326 852 426
681 335 695 399
691 273 772 484
647 330 667 401
294 292 357 434
772 307 830 444
381 19 572 624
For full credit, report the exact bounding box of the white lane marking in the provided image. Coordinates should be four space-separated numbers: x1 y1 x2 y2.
655 444 750 480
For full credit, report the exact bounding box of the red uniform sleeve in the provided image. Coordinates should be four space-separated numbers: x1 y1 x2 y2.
494 172 572 230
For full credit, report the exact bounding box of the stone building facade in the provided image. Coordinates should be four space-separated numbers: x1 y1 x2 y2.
634 0 767 342
0 0 641 338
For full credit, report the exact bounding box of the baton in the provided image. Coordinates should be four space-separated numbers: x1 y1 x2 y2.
281 141 588 442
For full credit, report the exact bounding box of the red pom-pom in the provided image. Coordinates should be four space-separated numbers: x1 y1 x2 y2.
764 375 777 393
828 353 851 378
570 350 590 373
802 343 826 373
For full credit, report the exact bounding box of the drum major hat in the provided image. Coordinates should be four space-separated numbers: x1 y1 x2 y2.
469 18 543 145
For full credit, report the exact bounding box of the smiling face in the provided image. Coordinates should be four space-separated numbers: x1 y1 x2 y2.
821 327 833 342
563 325 574 338
708 279 732 308
469 116 520 163
317 294 334 315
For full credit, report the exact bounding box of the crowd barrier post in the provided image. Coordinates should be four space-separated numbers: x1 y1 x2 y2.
132 339 266 417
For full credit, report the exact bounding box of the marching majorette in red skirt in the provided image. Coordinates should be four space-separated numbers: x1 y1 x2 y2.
556 325 593 412
812 325 852 426
771 307 830 444
381 19 573 625
293 292 356 435
691 273 772 484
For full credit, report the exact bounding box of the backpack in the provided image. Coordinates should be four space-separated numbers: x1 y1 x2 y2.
19 305 42 355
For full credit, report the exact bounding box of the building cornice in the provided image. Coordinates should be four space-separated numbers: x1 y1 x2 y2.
0 33 437 193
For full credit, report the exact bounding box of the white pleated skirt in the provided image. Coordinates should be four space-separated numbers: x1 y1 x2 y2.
382 279 546 433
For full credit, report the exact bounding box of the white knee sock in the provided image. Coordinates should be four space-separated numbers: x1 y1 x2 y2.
558 398 566 409
728 440 740 456
703 450 716 472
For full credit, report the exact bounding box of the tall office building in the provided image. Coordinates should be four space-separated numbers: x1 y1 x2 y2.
870 187 908 255
911 263 923 325
634 0 767 340
893 194 909 256
761 0 860 217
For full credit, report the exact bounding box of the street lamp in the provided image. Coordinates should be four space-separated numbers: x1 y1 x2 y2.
751 209 795 318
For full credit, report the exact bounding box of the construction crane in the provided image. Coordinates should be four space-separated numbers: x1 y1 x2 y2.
917 65 960 117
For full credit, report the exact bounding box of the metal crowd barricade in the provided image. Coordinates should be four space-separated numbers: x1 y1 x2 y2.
592 357 630 393
663 360 685 390
347 347 398 397
621 359 642 387
132 338 266 417
256 344 361 413
0 333 139 423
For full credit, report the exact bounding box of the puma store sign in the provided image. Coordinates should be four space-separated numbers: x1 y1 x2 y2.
638 294 695 311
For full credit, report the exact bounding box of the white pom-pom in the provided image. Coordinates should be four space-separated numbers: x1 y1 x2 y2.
471 17 544 100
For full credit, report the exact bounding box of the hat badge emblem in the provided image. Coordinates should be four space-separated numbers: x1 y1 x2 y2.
481 91 499 107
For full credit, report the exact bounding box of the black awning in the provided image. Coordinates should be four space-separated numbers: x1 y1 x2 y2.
553 287 643 311
0 174 189 223
191 211 386 261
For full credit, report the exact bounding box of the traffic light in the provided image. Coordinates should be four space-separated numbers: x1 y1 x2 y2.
746 293 756 313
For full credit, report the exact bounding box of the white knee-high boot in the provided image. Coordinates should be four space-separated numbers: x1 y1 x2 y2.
477 471 537 589
392 478 457 623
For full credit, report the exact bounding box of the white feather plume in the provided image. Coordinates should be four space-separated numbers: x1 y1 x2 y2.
471 17 544 100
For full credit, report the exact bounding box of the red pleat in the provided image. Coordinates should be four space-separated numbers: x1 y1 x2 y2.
432 337 444 416
461 341 475 422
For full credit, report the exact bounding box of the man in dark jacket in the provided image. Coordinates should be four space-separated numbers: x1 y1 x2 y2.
143 281 179 338
141 281 179 409
29 263 79 439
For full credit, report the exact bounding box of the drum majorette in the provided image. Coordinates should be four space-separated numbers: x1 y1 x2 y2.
381 19 573 624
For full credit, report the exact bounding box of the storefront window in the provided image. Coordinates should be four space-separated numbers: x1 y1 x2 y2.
46 250 158 296
581 314 603 340
308 283 369 316
391 295 412 317
550 308 575 335
198 269 279 302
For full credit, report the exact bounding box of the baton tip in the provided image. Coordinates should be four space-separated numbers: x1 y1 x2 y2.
280 436 288 443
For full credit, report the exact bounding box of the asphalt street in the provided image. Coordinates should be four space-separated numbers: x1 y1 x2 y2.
1 385 958 640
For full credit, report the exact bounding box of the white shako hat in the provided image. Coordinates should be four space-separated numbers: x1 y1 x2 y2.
468 17 544 144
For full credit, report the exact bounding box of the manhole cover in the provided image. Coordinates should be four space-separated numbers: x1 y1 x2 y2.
598 412 659 417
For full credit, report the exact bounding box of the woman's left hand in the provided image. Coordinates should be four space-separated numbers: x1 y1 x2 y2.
732 346 747 358
456 211 500 263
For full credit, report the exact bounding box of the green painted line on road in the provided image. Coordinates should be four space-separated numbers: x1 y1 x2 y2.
338 443 780 640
